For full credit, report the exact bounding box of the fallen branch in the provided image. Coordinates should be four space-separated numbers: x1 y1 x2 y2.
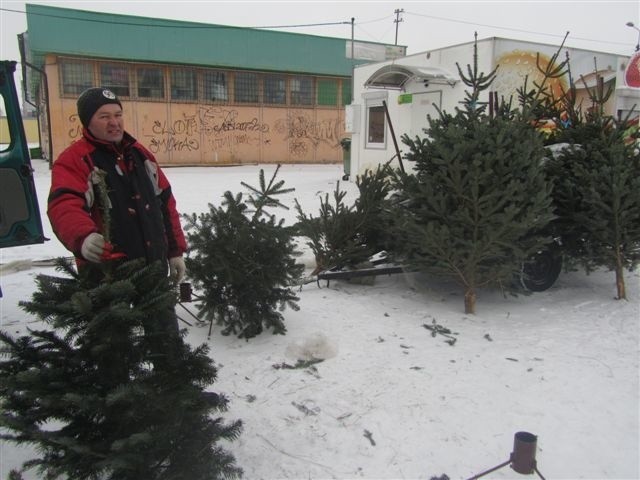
363 429 376 446
422 320 458 346
272 358 324 370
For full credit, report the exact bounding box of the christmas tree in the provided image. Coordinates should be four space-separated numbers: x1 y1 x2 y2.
183 165 304 339
523 49 640 300
390 35 556 313
294 164 394 275
546 88 640 299
0 258 242 479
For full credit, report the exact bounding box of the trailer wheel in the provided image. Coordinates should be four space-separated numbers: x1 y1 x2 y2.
520 247 562 292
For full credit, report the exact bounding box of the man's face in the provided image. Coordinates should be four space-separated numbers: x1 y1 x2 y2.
88 104 124 144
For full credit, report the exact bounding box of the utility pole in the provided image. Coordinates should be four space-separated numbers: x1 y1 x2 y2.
394 8 404 45
351 17 355 102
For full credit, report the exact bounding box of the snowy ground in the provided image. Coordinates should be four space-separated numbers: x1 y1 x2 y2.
1 160 638 479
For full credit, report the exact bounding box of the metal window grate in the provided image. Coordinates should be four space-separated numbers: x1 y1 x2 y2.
291 76 313 106
100 64 130 97
60 60 94 95
171 68 197 101
201 70 228 103
341 80 352 106
57 58 349 108
137 66 165 99
264 74 286 105
234 72 259 103
317 78 338 106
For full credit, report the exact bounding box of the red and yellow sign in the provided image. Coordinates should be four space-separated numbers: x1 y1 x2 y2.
625 51 640 88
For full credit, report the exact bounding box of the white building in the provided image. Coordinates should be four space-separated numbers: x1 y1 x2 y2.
347 37 640 178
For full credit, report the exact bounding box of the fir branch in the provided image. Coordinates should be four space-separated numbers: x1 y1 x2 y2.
90 168 112 243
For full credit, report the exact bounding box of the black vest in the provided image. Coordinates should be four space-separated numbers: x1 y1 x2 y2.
90 146 168 265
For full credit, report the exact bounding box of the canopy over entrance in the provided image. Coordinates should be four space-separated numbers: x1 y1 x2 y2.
364 64 457 90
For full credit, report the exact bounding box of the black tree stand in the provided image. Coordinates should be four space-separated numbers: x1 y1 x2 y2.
467 432 546 480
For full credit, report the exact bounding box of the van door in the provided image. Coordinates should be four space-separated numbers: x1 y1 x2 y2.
0 60 45 249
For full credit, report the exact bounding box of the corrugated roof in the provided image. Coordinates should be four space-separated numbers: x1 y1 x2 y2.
25 3 399 76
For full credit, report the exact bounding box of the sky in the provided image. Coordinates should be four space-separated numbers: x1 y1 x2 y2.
0 0 638 112
1 0 639 63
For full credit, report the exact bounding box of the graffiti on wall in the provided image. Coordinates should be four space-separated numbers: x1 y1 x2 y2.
142 107 271 155
68 114 82 140
148 113 200 153
199 107 269 135
64 105 343 162
199 107 269 152
274 110 342 157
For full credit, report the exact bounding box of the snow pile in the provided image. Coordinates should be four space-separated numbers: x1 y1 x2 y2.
285 332 339 362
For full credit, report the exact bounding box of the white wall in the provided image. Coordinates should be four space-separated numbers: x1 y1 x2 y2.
350 39 494 178
349 37 632 179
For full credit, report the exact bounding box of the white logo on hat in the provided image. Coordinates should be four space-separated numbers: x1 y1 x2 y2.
102 89 117 99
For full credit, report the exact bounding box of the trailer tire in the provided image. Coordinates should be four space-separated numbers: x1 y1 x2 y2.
520 247 562 292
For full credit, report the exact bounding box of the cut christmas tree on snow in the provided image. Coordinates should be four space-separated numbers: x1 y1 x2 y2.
183 165 304 339
388 35 556 314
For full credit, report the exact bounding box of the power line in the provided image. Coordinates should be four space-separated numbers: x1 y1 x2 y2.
404 10 631 48
0 7 350 30
351 14 397 44
1 6 631 48
358 14 395 26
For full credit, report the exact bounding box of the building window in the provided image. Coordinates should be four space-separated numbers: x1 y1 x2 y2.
366 104 386 148
317 78 338 106
60 59 94 95
263 74 286 105
137 67 164 99
201 70 228 103
171 68 196 101
341 79 352 106
100 63 130 97
234 72 259 103
290 76 313 105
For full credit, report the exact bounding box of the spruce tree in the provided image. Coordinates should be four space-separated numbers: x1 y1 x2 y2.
294 164 393 275
353 165 395 257
0 258 242 479
183 165 304 339
548 114 640 299
532 54 640 299
294 182 366 275
390 35 555 313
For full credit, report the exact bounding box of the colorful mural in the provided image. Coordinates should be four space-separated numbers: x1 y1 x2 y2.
493 50 568 103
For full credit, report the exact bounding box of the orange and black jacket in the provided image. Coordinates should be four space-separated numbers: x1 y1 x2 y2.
48 128 187 266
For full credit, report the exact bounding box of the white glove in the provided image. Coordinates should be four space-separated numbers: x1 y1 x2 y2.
169 256 186 283
81 232 106 263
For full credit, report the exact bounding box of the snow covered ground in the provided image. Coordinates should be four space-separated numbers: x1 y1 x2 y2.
1 159 638 479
